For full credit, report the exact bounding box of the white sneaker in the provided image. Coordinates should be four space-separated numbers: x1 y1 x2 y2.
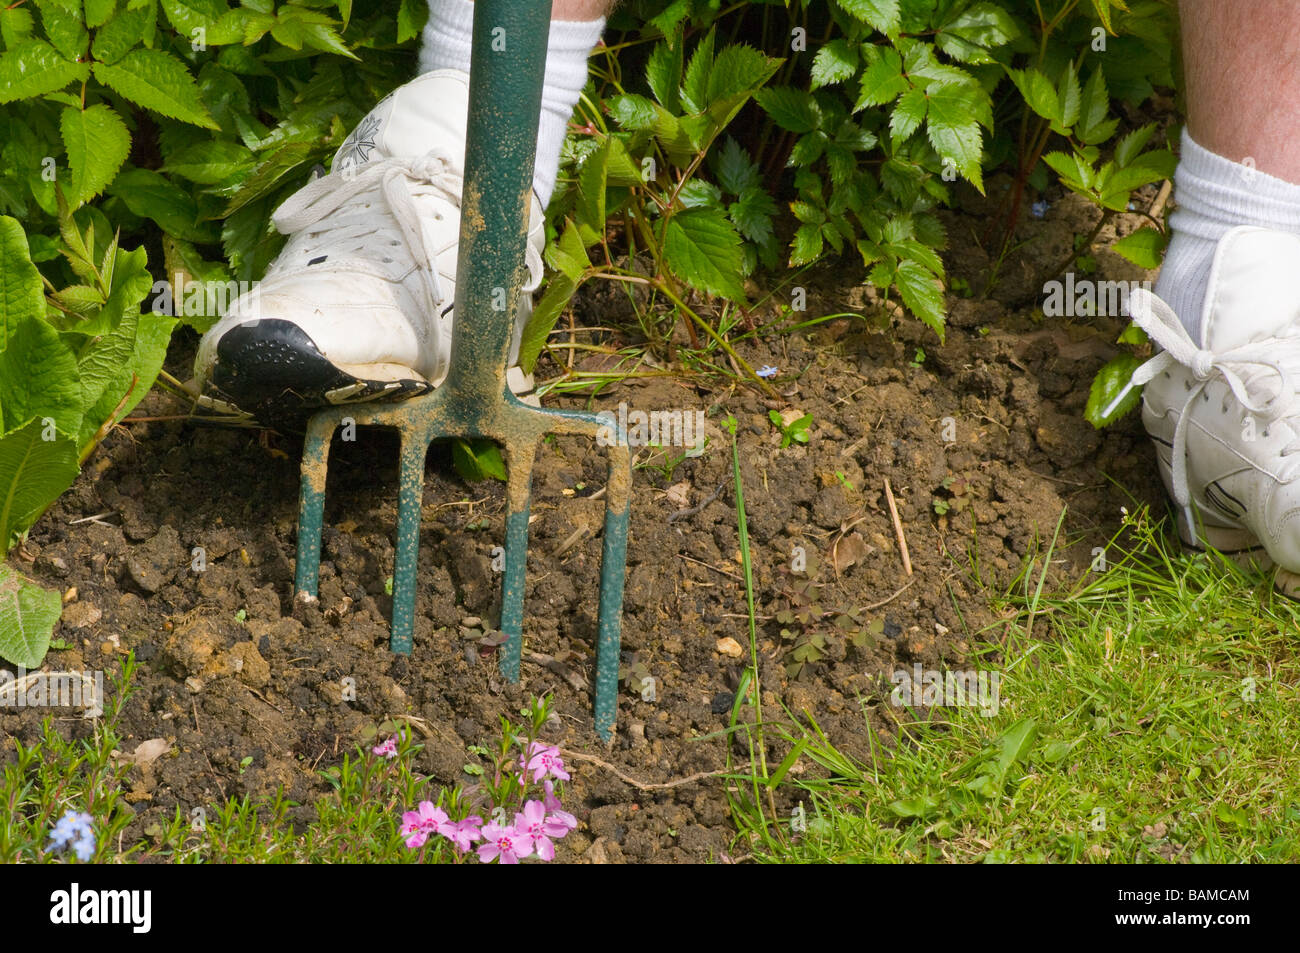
194 69 544 421
1117 226 1300 595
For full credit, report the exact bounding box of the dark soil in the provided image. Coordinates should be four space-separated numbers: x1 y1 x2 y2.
3 184 1167 862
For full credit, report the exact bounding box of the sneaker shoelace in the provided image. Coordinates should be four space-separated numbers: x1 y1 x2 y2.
268 151 543 320
1107 289 1300 527
1107 287 1300 527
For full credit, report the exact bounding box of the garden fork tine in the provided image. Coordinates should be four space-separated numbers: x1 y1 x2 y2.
291 0 633 741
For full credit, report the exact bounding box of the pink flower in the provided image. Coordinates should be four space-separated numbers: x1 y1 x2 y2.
400 801 449 849
515 799 576 861
520 742 570 783
372 735 399 759
543 779 564 812
443 815 484 853
477 822 531 864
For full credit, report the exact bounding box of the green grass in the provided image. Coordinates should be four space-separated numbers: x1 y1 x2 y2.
728 506 1300 862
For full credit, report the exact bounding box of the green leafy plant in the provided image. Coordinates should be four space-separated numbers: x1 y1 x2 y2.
769 408 813 447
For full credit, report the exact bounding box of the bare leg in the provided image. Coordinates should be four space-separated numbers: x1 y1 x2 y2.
552 0 614 20
1181 0 1300 182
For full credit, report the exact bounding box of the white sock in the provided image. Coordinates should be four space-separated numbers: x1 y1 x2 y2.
418 0 604 207
1159 128 1300 340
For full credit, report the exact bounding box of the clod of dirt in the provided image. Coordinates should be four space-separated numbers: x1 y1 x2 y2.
715 637 743 658
163 615 224 678
120 525 185 595
227 641 271 688
61 601 102 629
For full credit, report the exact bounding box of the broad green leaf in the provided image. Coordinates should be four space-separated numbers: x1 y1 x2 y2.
1115 123 1156 167
0 561 65 665
938 2 1019 60
663 208 746 302
0 7 35 46
222 140 315 216
35 0 89 60
1090 0 1116 34
60 104 130 208
993 718 1038 778
517 273 577 374
715 136 759 195
0 217 45 352
680 29 714 114
926 84 984 192
90 3 150 63
646 37 682 113
706 43 777 106
84 0 117 28
0 40 90 102
811 38 859 89
451 439 506 483
1058 63 1081 132
0 318 83 438
161 0 229 34
855 45 907 109
544 218 591 283
1112 226 1166 269
108 168 214 243
1008 67 1060 124
575 139 608 243
93 50 220 129
754 86 820 134
396 0 427 43
77 311 175 457
1085 352 1141 426
1077 67 1112 143
729 187 777 245
893 257 946 339
163 138 254 184
840 0 901 34
791 223 823 266
608 93 658 131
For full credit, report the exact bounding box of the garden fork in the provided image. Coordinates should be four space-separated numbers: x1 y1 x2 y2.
291 0 632 741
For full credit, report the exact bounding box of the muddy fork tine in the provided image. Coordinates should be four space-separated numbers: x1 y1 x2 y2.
499 438 537 682
594 444 632 741
294 414 336 602
390 435 428 654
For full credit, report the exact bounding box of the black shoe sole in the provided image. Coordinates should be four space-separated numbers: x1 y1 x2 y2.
209 319 432 425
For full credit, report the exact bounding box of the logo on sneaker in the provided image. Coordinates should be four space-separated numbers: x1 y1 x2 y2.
1203 480 1247 521
336 114 382 177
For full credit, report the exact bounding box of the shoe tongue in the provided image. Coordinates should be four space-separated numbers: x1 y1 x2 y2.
331 71 470 177
1201 226 1300 351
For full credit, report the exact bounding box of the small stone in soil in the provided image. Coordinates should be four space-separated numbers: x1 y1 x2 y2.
710 692 734 714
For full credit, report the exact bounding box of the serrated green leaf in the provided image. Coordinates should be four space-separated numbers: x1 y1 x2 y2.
77 309 174 456
791 223 823 267
108 168 213 242
1058 63 1081 131
754 86 820 134
608 93 658 131
811 37 858 89
0 40 90 102
681 28 714 114
90 3 149 63
222 140 315 216
1114 123 1156 168
1009 67 1060 124
707 43 776 105
35 0 89 60
1086 352 1140 426
0 317 83 438
517 272 576 374
926 84 984 193
0 560 65 664
93 49 219 129
0 7 36 46
894 257 946 339
396 0 427 43
1112 226 1166 269
855 46 907 110
0 217 45 352
1077 67 1110 142
646 37 682 113
889 86 927 141
729 187 777 246
715 136 759 195
663 208 746 302
60 104 130 208
163 138 254 185
451 439 506 483
84 0 117 28
840 0 900 34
